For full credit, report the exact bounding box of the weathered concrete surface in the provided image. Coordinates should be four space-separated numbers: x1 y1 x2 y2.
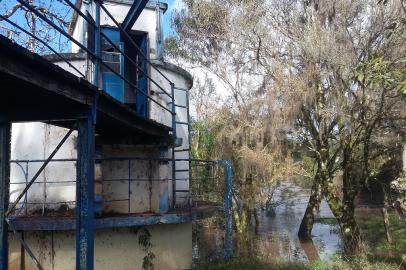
101 145 170 214
8 222 192 270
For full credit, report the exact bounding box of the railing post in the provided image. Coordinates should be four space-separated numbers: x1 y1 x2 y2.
220 160 233 259
0 122 11 270
170 83 177 208
76 110 95 270
93 0 101 87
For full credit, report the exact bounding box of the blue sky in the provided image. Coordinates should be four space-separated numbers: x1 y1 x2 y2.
162 0 182 37
0 0 182 52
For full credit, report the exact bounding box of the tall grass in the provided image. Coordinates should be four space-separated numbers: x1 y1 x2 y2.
193 256 403 270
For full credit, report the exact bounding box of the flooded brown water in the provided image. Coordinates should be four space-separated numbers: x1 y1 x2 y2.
193 182 342 263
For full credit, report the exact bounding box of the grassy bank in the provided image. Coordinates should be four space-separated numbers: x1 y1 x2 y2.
193 257 402 270
356 209 406 256
316 209 406 259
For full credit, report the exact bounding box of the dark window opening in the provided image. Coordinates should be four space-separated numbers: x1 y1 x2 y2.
124 30 149 118
87 26 149 117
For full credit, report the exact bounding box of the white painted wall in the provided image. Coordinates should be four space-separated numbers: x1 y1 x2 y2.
10 123 77 213
72 0 163 60
8 223 192 270
53 59 87 78
149 65 192 206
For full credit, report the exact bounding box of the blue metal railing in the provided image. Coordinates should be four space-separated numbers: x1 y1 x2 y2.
9 158 232 214
0 0 175 117
9 156 233 259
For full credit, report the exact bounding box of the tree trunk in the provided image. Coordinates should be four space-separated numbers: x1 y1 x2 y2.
300 238 320 262
253 207 259 234
381 207 392 244
339 208 363 255
325 193 363 255
298 174 323 240
382 187 392 244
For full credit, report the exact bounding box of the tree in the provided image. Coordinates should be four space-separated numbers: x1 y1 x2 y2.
167 0 299 234
0 0 71 53
167 0 406 255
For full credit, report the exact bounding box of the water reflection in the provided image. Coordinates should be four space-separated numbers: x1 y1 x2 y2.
193 182 342 263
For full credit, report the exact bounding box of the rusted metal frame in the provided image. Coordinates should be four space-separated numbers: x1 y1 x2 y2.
9 207 221 231
6 220 44 270
6 128 75 216
11 200 76 205
0 15 86 78
0 122 11 270
75 111 95 270
98 3 173 84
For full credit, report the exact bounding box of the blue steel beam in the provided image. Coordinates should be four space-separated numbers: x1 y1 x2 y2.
76 112 95 270
0 122 11 270
121 0 150 32
8 206 222 231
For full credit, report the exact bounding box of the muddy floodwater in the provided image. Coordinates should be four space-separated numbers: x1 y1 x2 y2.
193 181 343 263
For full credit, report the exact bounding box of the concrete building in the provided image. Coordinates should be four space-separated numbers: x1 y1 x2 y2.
0 1 232 270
